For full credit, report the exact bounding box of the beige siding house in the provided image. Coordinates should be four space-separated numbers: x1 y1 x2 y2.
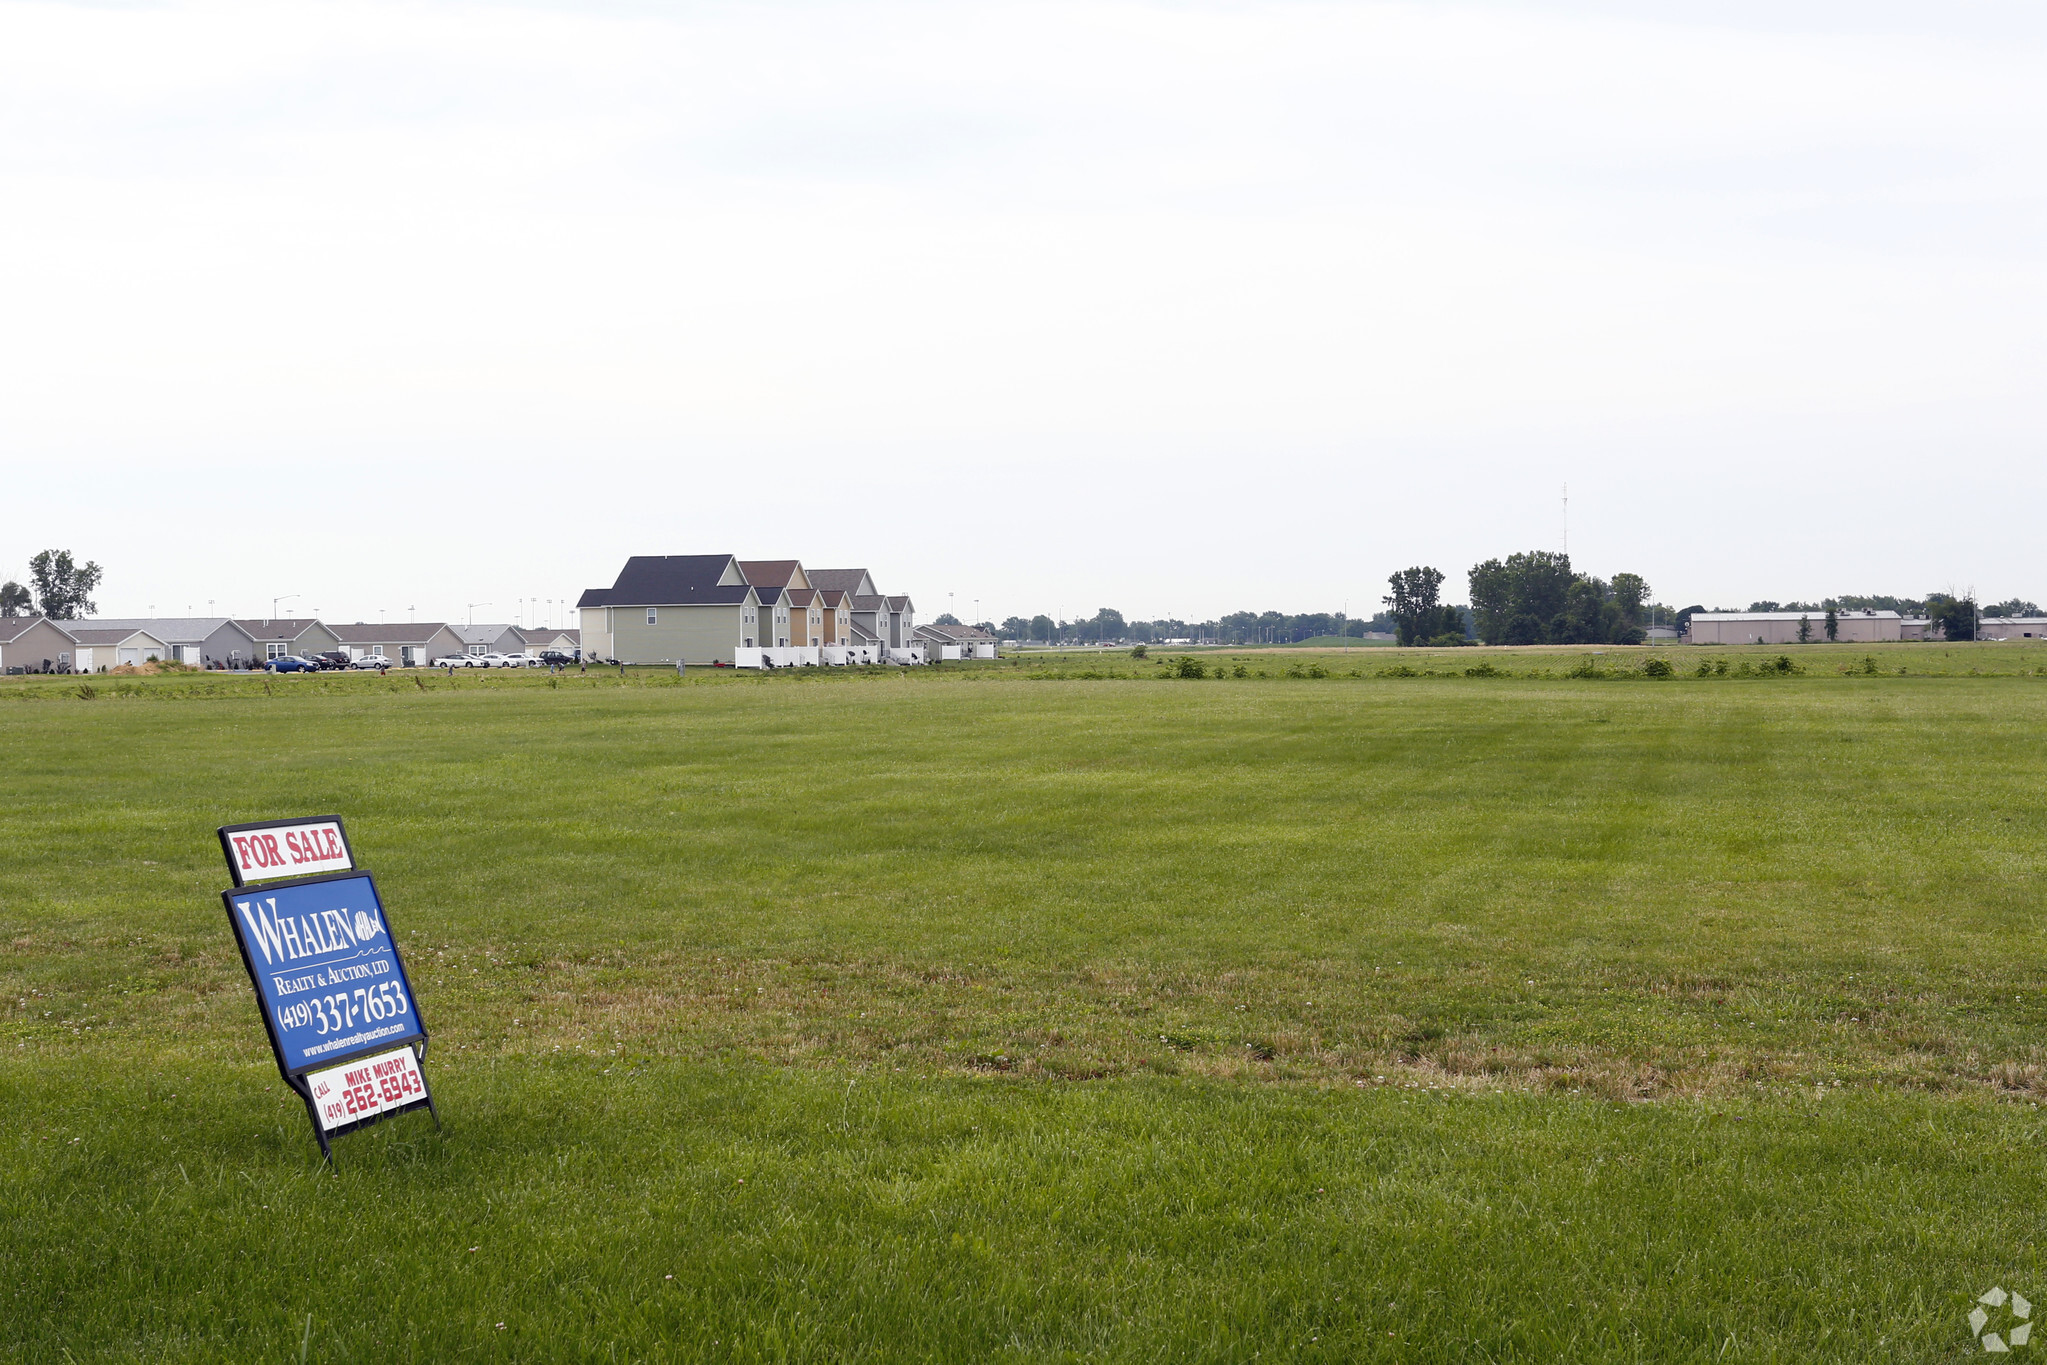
577 554 760 665
69 627 172 671
0 617 79 673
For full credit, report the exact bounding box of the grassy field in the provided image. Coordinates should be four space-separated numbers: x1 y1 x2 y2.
7 646 2047 1360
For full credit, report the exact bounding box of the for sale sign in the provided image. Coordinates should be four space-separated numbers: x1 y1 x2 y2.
219 816 353 884
217 819 435 1158
225 872 425 1074
307 1046 428 1131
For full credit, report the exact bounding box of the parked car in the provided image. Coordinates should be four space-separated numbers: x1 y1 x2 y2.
431 655 476 668
349 654 393 670
537 650 578 666
311 651 351 670
265 656 320 673
498 652 545 667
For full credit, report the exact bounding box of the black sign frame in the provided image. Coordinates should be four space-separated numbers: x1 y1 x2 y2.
218 848 438 1161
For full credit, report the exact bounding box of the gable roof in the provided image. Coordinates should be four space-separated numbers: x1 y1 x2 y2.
0 616 75 645
808 569 878 597
885 595 913 611
755 585 784 606
737 560 808 591
329 623 459 645
68 627 169 647
454 624 521 645
850 594 886 612
786 588 817 607
234 619 328 641
72 617 253 645
579 555 752 608
815 588 849 607
516 626 579 644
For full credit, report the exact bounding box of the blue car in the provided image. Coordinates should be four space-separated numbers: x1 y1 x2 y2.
265 656 320 673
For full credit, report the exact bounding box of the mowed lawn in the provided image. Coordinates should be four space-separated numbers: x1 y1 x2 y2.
6 662 2047 1361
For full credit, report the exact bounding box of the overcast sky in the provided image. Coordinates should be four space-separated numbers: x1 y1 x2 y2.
4 0 2043 626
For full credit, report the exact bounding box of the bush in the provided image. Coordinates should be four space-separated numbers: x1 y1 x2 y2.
1379 664 1419 678
1172 656 1204 679
1566 656 1603 679
1641 657 1674 678
1426 633 1470 647
1695 659 1714 677
1129 645 1147 659
1231 664 1248 678
1463 661 1504 677
1714 659 1729 676
1305 662 1328 678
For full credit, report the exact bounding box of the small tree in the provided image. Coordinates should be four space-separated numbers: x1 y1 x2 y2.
1824 607 1838 642
29 550 103 620
0 581 29 616
1798 615 1813 643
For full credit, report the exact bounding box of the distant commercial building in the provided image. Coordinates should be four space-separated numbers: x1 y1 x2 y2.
1976 617 2047 640
1685 610 1901 645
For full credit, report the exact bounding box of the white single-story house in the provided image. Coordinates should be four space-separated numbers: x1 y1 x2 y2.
72 617 259 668
67 626 172 671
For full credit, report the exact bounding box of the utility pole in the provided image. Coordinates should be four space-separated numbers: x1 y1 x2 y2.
468 602 490 627
1562 482 1569 557
273 593 298 622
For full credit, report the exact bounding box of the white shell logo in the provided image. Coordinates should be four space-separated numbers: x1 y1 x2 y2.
353 909 382 942
1971 1287 2032 1352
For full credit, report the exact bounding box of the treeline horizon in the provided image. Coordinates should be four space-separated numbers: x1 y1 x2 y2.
943 576 2043 647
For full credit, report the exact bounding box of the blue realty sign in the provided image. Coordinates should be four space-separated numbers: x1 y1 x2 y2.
217 818 436 1159
225 873 424 1074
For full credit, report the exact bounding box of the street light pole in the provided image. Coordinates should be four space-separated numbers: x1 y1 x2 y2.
273 593 299 621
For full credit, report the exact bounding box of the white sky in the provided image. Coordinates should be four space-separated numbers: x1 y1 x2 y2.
4 0 2043 625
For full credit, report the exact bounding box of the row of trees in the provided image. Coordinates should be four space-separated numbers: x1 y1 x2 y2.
993 608 1397 645
0 550 102 619
1381 553 1652 646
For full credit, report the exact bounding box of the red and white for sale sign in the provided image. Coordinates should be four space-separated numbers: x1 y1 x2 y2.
306 1047 427 1131
224 820 352 883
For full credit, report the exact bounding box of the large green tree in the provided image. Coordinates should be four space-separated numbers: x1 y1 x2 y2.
1385 566 1452 645
29 549 102 620
1468 559 1516 644
0 581 30 616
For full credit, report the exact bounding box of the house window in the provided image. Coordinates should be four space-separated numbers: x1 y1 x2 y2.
267 642 286 660
372 645 385 657
469 643 486 655
647 608 658 626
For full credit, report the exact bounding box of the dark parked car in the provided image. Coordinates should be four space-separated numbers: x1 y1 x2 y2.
311 652 351 670
265 656 321 673
538 650 578 666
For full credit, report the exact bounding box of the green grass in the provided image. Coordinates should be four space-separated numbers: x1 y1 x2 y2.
7 656 2047 1360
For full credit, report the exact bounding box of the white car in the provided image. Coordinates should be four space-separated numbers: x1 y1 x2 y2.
431 654 481 668
472 653 521 668
497 652 545 667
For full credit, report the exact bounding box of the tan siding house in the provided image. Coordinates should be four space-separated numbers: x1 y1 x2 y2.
0 617 79 673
